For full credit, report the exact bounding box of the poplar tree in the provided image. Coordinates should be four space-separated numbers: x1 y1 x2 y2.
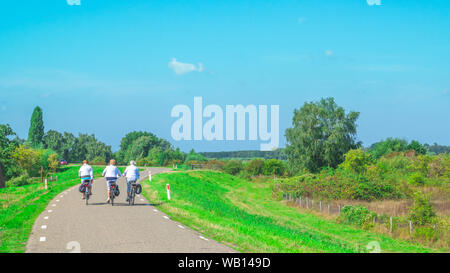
28 106 44 148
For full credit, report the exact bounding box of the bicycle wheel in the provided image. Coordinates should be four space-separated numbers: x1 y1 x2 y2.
132 189 135 205
85 189 89 205
111 190 114 206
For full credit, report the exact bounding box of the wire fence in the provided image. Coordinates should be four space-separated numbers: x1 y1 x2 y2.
280 193 438 235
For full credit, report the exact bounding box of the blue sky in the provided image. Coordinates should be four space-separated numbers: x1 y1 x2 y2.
0 0 449 152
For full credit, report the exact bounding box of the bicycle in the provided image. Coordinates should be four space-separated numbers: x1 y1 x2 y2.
84 180 91 205
109 180 118 206
128 182 137 206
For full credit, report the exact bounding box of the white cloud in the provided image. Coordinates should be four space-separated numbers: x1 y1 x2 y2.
168 58 204 75
324 50 334 56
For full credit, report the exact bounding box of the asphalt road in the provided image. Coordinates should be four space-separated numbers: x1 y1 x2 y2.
26 167 236 253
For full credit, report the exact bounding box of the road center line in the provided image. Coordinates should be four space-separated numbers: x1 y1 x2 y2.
44 216 49 220
41 225 47 229
163 216 169 219
40 237 46 242
199 236 209 241
178 225 185 229
48 210 53 213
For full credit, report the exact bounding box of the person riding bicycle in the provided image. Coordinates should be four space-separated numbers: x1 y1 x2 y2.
123 160 140 202
102 159 122 203
79 160 93 200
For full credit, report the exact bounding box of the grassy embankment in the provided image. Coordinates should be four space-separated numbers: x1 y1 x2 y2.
142 170 441 253
0 165 113 253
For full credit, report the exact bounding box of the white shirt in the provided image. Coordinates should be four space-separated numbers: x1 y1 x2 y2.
124 165 140 180
102 165 122 178
79 164 93 179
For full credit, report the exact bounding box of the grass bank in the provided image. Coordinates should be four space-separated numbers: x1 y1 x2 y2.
142 170 440 253
0 165 109 253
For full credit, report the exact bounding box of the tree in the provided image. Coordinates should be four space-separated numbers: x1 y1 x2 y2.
28 106 44 148
368 138 408 158
285 97 360 174
71 134 112 163
43 130 64 156
407 140 427 155
0 124 19 188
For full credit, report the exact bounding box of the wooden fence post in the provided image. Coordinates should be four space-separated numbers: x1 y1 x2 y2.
390 217 393 233
409 221 412 235
320 201 322 212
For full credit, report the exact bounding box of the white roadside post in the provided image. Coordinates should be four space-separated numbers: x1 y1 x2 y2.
166 184 171 200
44 179 48 190
148 171 152 182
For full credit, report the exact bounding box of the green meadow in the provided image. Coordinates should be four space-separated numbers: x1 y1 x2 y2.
0 165 123 253
143 171 440 253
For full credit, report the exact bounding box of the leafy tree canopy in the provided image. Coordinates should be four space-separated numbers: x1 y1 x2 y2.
285 97 360 174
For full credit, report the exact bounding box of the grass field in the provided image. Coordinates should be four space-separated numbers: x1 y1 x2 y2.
0 165 120 253
142 170 444 253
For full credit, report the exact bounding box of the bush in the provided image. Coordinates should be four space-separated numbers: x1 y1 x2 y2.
244 159 264 176
339 205 376 230
408 172 425 185
339 149 373 174
263 159 286 176
409 192 436 226
274 167 403 201
413 226 439 242
6 174 32 187
91 156 106 165
223 160 243 175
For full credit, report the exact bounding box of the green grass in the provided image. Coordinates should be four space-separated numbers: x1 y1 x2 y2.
142 170 440 253
0 165 112 253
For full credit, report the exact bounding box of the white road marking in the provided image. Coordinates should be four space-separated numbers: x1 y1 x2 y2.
163 216 169 219
41 225 47 229
178 225 185 229
56 200 60 202
140 199 144 201
48 210 53 213
52 204 56 207
153 209 158 212
44 216 49 220
199 236 209 241
60 195 64 198
40 237 46 242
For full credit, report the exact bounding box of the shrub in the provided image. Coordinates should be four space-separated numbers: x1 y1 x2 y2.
263 159 286 176
273 168 402 201
339 205 376 230
47 153 59 172
244 159 264 176
223 160 243 175
413 226 439 242
339 149 373 174
6 174 32 187
409 192 436 226
408 172 425 185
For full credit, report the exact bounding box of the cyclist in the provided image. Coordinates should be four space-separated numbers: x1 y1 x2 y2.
102 159 122 203
123 160 140 202
78 160 93 200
